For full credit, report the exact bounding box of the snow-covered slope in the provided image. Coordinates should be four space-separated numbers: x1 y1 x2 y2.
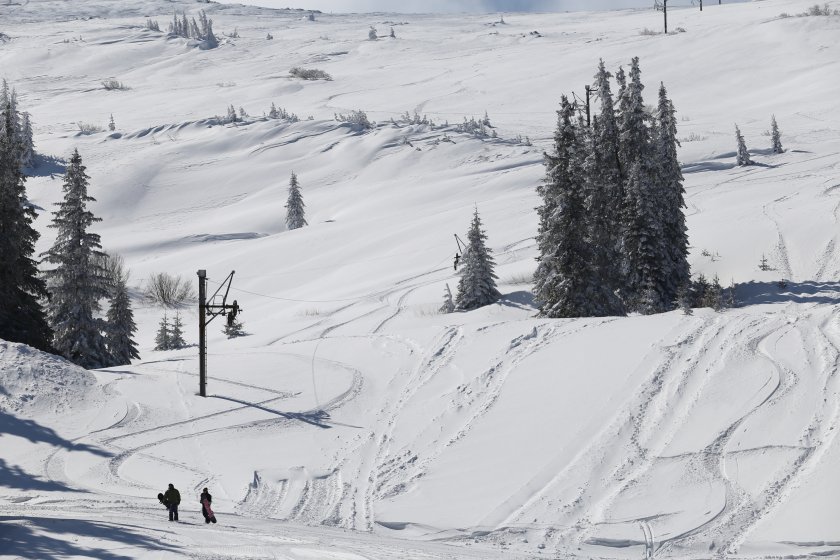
2 0 840 558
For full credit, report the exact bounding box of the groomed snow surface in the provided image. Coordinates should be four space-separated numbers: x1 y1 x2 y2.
2 0 840 558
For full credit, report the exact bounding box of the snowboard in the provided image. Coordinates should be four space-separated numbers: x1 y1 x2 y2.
157 493 169 507
202 498 217 523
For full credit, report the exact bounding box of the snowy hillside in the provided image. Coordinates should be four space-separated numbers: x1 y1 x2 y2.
2 0 840 558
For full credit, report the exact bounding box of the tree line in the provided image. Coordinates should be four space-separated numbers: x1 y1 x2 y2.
0 82 139 367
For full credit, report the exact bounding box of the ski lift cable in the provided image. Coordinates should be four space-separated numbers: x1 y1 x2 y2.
206 279 362 303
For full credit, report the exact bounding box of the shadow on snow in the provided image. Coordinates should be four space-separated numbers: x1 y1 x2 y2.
0 515 180 559
737 280 840 306
210 395 333 429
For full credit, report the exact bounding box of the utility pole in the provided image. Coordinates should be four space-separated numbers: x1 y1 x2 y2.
700 0 703 11
196 270 241 398
663 0 668 34
198 270 207 397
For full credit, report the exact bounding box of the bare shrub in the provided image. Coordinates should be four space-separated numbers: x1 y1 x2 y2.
639 27 659 36
144 272 196 307
97 251 129 293
77 122 104 135
102 79 129 90
679 132 706 142
289 67 333 81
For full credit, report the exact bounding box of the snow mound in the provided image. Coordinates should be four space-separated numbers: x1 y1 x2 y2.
0 340 101 415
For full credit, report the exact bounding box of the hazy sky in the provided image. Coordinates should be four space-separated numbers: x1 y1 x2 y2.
216 0 707 13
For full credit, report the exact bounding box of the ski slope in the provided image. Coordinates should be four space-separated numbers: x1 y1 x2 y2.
2 0 840 558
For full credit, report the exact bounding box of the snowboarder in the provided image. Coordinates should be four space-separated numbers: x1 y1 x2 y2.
200 487 217 524
453 253 460 271
163 483 181 521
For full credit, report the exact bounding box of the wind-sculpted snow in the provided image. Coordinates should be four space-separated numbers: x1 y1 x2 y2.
2 0 840 558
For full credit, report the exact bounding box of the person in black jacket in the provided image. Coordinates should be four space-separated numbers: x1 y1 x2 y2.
200 487 213 523
163 483 181 521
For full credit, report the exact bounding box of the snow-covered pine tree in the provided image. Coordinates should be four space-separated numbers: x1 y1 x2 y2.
154 313 171 350
368 26 378 40
676 282 693 315
654 81 690 307
535 97 592 317
702 275 724 311
104 277 139 366
285 171 307 230
691 273 709 307
439 283 455 314
586 59 626 314
770 115 783 154
169 312 186 349
390 26 396 38
227 104 237 123
108 113 115 132
0 102 52 350
41 149 110 368
20 112 34 168
735 124 751 165
618 58 667 313
198 10 218 48
239 107 248 119
623 158 666 314
269 102 279 118
455 208 501 310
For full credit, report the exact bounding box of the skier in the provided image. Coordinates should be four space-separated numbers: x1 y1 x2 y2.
200 487 217 524
163 483 181 521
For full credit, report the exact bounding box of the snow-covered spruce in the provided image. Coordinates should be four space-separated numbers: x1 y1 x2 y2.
169 312 186 349
104 278 139 366
735 124 751 165
653 81 690 307
439 283 455 314
285 171 307 230
154 313 170 351
587 59 625 315
455 208 500 310
41 149 110 369
0 95 51 351
535 97 608 318
771 115 783 154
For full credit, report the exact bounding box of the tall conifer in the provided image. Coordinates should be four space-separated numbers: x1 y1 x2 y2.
42 149 110 368
654 82 690 305
0 103 51 349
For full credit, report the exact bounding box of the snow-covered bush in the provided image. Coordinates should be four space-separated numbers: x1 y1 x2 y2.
335 110 373 129
368 26 378 40
144 272 195 307
168 10 218 49
289 67 333 81
102 79 128 91
803 4 840 15
268 103 299 122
